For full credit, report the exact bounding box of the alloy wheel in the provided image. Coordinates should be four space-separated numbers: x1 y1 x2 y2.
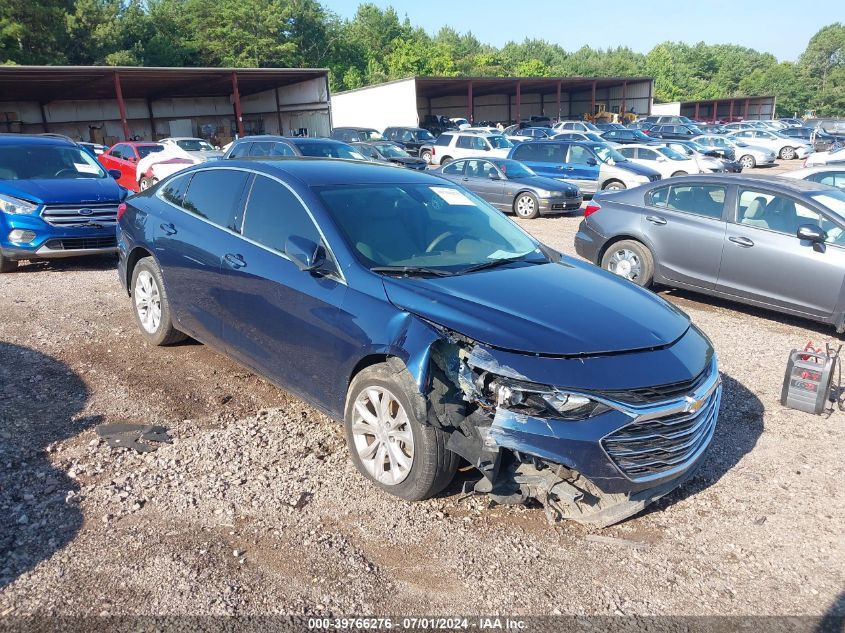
134 270 162 334
350 386 415 486
740 155 755 169
781 146 796 160
607 248 642 281
515 195 536 217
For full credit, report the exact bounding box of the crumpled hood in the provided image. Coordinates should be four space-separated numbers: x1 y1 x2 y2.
1 178 122 205
382 258 690 356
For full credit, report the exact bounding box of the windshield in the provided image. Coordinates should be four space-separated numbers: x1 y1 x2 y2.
362 130 382 141
416 130 436 141
585 133 606 143
491 159 535 178
0 144 107 180
592 144 628 165
682 140 708 153
657 146 689 161
176 139 215 152
317 184 543 271
488 135 513 149
584 122 600 132
375 143 410 158
137 145 164 159
296 142 365 160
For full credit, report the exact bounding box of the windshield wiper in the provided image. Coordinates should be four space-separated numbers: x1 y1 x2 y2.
460 254 546 274
370 265 455 277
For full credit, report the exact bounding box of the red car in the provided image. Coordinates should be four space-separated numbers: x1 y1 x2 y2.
98 142 164 191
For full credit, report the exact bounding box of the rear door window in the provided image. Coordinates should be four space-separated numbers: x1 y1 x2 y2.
181 169 250 230
813 171 845 189
249 142 273 157
241 175 321 254
666 184 726 219
512 142 563 163
435 134 453 146
456 136 474 149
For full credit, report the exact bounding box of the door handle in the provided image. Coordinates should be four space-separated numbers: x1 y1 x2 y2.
159 222 177 236
224 253 247 269
729 236 754 248
462 177 469 181
645 215 667 225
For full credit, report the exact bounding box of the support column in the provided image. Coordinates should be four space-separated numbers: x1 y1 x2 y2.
113 71 130 141
39 103 49 133
540 92 544 116
274 87 283 135
467 81 473 123
591 80 597 116
515 81 521 124
231 71 245 137
729 99 734 122
556 80 562 121
712 100 718 123
694 102 700 120
744 98 749 120
621 80 627 115
146 99 156 140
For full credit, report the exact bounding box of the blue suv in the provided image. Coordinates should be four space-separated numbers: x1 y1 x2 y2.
117 158 719 527
508 140 660 195
0 135 126 272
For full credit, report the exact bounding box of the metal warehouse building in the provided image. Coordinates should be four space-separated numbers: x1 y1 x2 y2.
651 96 777 122
0 66 331 146
331 76 654 129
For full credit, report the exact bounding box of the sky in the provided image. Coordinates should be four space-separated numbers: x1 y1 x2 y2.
327 0 842 61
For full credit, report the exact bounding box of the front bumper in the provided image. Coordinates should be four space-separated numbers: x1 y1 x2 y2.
538 195 583 214
1 215 118 260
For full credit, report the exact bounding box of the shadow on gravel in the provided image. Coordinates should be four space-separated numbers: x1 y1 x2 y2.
646 371 764 518
660 287 837 338
0 342 98 589
817 590 845 633
13 254 117 274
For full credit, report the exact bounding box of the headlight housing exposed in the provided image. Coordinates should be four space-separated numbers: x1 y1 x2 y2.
0 194 39 216
485 376 611 420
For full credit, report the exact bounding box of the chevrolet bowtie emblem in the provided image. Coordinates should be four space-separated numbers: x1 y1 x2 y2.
684 395 706 414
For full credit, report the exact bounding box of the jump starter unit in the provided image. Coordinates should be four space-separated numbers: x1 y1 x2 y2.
781 343 840 415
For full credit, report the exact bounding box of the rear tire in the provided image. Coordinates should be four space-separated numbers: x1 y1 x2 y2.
439 156 452 166
601 239 654 287
420 150 432 164
513 192 540 219
130 256 186 346
671 171 687 177
139 176 157 191
602 180 626 191
739 154 756 169
345 363 459 501
779 146 796 160
0 251 18 273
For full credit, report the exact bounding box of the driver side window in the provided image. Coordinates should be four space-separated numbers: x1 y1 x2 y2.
442 160 465 175
566 145 593 165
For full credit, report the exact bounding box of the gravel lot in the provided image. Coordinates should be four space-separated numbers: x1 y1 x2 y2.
0 159 843 619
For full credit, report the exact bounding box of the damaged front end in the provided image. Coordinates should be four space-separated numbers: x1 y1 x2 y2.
422 328 721 528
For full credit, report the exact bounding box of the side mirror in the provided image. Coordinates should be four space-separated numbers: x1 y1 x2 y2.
797 223 826 243
108 169 122 180
285 235 326 272
586 158 598 166
488 171 500 180
656 156 667 162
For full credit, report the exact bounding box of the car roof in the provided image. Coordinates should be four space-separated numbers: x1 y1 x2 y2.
656 173 836 193
334 127 378 131
0 133 76 147
221 157 445 187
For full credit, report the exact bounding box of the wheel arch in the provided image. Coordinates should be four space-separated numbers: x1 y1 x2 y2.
125 246 157 296
600 177 626 190
597 234 652 268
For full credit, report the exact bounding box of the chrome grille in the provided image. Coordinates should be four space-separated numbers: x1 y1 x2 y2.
41 203 118 227
597 365 710 405
602 387 721 482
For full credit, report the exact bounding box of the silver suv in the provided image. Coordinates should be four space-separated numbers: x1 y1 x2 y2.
423 132 514 166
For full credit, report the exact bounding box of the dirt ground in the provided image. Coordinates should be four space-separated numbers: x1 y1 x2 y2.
0 159 843 619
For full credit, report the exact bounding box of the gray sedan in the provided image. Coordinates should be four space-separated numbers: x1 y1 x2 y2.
435 157 582 219
574 175 845 331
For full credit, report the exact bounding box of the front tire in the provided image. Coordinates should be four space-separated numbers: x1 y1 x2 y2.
139 176 157 191
345 363 459 501
739 154 756 169
602 180 626 191
439 156 452 166
513 192 540 219
0 251 18 273
130 257 186 346
601 239 654 287
779 146 796 160
420 150 432 164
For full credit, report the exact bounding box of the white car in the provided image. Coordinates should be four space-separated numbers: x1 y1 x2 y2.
553 120 603 134
727 129 812 160
693 134 777 169
780 165 845 189
616 144 702 178
425 131 513 166
450 118 471 130
804 146 845 167
662 142 727 173
159 137 223 161
135 144 200 190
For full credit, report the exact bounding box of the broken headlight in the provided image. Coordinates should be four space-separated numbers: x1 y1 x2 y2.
486 377 611 420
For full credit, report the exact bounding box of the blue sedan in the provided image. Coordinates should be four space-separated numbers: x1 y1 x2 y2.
117 158 719 526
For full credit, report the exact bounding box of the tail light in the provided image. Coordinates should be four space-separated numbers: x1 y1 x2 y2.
431 147 435 155
584 202 601 218
116 202 127 221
